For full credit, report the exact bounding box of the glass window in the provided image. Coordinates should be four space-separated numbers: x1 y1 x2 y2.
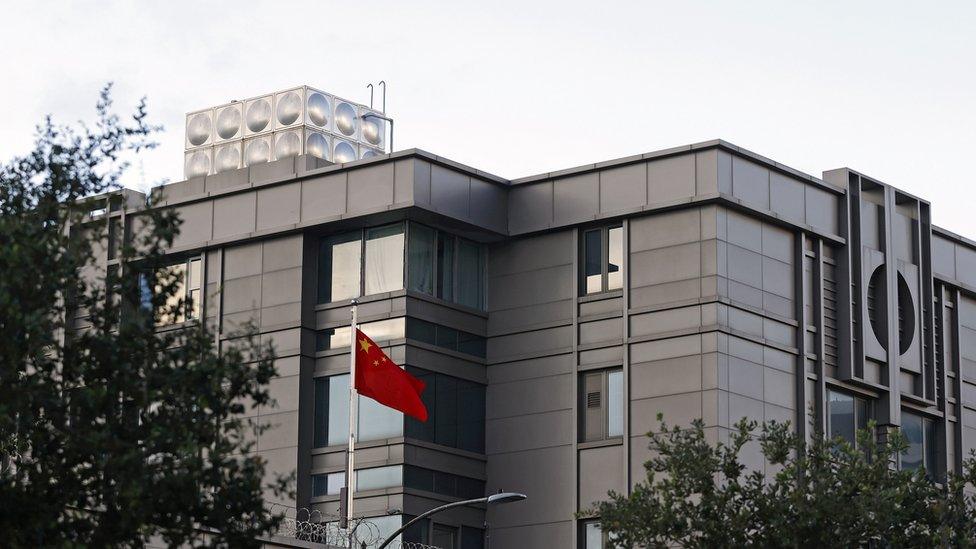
313 374 403 448
365 224 405 295
406 318 486 358
408 224 435 294
108 217 122 260
581 225 623 295
583 229 602 295
435 375 459 447
580 368 624 442
582 520 607 549
607 370 623 438
461 526 485 549
827 389 872 448
315 317 405 352
404 466 485 499
608 226 623 290
437 234 455 301
407 223 486 310
457 239 484 309
187 257 201 320
319 231 362 303
144 256 202 326
312 466 402 497
901 411 936 475
357 465 403 492
828 391 855 445
311 471 346 496
403 516 430 544
432 525 457 549
406 368 486 453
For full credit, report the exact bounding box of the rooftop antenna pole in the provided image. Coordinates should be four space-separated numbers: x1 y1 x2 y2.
366 83 374 109
378 81 386 113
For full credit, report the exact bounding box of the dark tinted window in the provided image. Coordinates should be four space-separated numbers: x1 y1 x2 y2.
406 368 485 453
406 318 486 358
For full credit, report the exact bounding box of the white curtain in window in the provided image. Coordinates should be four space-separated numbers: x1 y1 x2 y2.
365 226 404 295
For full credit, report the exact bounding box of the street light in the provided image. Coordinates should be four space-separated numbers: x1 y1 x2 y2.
376 492 527 549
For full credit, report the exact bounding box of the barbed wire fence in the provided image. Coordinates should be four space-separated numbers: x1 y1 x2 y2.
265 503 442 549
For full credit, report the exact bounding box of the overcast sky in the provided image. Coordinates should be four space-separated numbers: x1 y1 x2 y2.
2 1 974 234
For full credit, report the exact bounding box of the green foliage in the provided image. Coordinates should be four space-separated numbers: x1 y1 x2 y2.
0 85 289 547
593 415 976 548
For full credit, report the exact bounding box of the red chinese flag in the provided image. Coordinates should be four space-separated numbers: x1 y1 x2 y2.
354 328 428 422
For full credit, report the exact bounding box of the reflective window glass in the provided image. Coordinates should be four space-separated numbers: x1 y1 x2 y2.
316 317 405 352
437 234 455 300
457 239 484 309
406 368 485 453
607 370 624 438
902 411 925 471
828 391 855 445
408 224 435 294
580 368 623 442
319 232 362 303
364 224 404 295
314 374 403 448
432 525 457 549
583 520 606 549
608 226 623 290
356 465 402 492
584 229 602 294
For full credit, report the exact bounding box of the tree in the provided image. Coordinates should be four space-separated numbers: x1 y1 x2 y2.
592 416 976 548
0 85 289 547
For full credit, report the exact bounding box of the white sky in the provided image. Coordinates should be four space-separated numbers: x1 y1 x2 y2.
2 1 974 234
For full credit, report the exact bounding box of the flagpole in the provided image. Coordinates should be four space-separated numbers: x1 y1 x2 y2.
347 300 359 548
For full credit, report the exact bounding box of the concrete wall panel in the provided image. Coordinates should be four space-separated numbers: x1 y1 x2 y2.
648 154 696 203
256 182 300 231
300 173 346 221
213 192 256 239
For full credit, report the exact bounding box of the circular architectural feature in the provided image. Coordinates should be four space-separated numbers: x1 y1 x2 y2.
275 131 302 159
335 102 358 136
897 272 915 355
305 132 329 160
307 92 330 127
361 149 379 159
246 99 272 133
362 116 382 145
867 266 887 349
865 265 916 355
214 146 240 173
245 139 271 165
186 113 212 146
276 91 302 126
334 141 356 163
216 107 242 140
185 150 210 178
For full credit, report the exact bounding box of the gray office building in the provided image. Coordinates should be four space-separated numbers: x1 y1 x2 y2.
93 137 976 548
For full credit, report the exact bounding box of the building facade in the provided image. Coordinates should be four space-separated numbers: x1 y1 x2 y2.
94 140 976 548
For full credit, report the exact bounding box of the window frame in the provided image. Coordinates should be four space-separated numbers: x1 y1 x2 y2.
141 255 203 327
405 366 486 453
407 221 486 310
579 368 624 443
317 222 406 304
580 224 623 296
312 373 404 449
826 388 873 449
579 519 608 549
900 410 937 475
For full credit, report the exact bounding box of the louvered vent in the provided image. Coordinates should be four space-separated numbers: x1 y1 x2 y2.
823 262 839 369
586 391 601 409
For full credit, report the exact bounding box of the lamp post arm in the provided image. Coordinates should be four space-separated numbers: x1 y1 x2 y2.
376 496 489 549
